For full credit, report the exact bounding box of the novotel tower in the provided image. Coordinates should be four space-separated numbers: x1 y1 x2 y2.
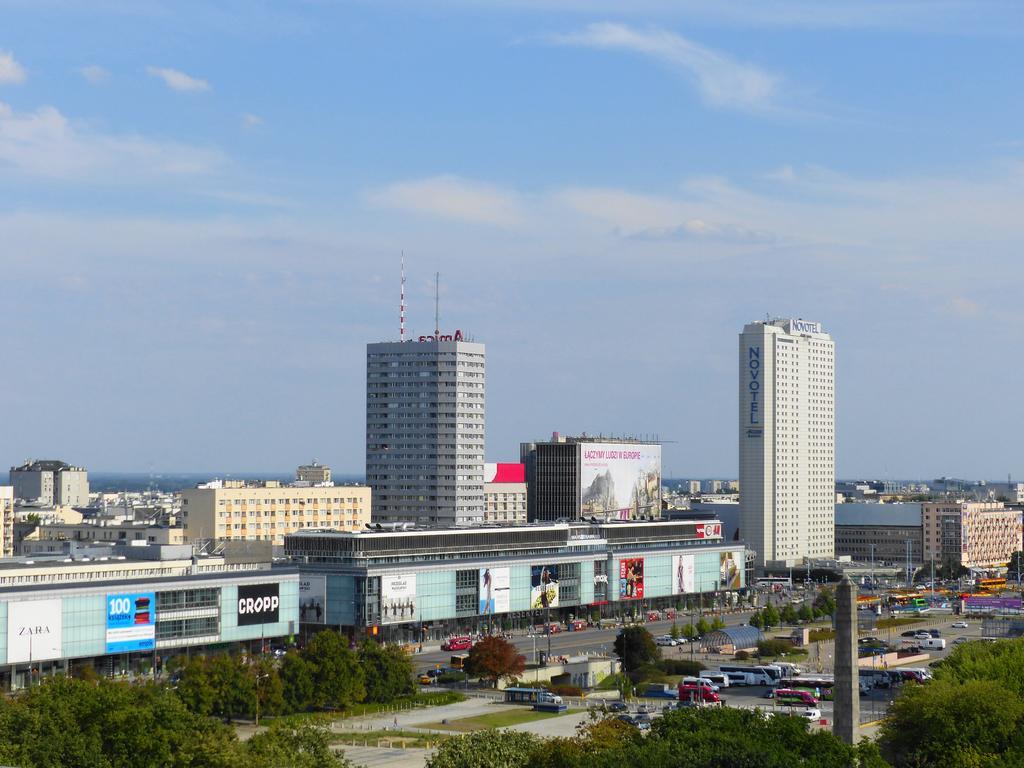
366 332 486 526
739 319 835 568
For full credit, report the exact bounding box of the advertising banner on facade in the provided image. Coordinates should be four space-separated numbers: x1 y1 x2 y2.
381 573 417 624
299 575 327 624
695 522 722 539
237 583 280 626
479 567 510 614
105 592 156 653
719 551 742 590
619 557 645 600
7 599 62 663
672 554 696 594
530 565 559 609
580 443 662 520
965 596 1023 611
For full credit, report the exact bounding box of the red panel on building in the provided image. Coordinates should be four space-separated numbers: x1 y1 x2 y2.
487 463 526 483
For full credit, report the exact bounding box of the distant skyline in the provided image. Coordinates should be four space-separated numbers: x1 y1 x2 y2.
3 2 1024 479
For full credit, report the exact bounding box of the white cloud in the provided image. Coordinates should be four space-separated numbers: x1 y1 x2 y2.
241 113 263 127
0 51 26 85
548 22 782 112
367 175 525 227
146 66 210 93
0 101 223 179
79 65 109 84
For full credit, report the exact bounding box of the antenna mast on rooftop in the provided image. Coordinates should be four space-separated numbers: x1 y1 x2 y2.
400 252 406 342
434 271 440 336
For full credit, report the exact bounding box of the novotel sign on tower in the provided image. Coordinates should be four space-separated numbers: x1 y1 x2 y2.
747 346 762 436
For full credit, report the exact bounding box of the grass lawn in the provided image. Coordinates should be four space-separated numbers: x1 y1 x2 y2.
417 707 580 732
876 616 924 629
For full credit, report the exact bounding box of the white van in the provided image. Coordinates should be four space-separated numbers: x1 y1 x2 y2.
921 637 946 650
724 671 754 686
704 673 730 689
682 676 720 692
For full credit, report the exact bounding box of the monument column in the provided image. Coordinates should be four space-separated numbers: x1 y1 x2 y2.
834 574 860 744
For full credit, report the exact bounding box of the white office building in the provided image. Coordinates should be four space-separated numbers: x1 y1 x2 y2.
366 335 485 525
739 318 835 568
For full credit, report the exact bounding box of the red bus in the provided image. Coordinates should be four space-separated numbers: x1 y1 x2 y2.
678 683 721 704
775 688 818 706
441 635 473 651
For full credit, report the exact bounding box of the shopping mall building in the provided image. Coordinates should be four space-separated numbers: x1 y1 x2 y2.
0 542 298 689
285 518 748 643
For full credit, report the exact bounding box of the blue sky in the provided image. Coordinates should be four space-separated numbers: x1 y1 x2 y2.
2 1 1023 479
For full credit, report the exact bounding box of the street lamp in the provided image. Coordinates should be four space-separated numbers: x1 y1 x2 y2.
254 672 269 727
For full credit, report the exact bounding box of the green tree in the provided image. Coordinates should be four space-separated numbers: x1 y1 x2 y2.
813 588 836 617
427 730 540 768
780 604 798 624
749 610 763 630
760 603 779 629
207 655 256 721
176 658 217 716
695 617 710 636
280 652 317 713
682 623 698 640
358 642 416 702
710 616 724 631
612 627 660 672
669 621 681 640
252 657 284 719
304 631 365 709
878 679 1024 767
246 721 353 768
798 604 814 623
465 636 527 687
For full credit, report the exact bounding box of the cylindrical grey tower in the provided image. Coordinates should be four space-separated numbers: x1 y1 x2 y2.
833 574 860 744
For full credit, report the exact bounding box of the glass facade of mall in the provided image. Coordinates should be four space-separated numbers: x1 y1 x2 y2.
0 571 299 689
286 521 747 642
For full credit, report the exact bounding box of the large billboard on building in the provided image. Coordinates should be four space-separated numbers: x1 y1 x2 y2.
580 443 662 520
8 599 62 663
530 564 559 609
619 557 645 600
105 592 155 653
965 596 1022 612
299 575 327 624
672 554 696 594
237 583 280 626
720 551 742 590
381 573 417 624
479 567 510 614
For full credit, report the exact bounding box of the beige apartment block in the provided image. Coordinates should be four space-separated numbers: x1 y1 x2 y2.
182 482 371 546
922 501 1023 570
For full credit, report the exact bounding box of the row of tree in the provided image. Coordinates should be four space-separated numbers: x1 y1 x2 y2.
426 707 886 768
175 630 416 720
0 676 350 768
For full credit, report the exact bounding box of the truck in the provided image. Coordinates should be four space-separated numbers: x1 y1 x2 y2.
643 683 681 699
678 683 722 705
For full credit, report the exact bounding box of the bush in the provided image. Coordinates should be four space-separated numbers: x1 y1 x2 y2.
757 638 796 657
627 663 668 685
657 659 705 676
437 672 468 685
734 650 751 660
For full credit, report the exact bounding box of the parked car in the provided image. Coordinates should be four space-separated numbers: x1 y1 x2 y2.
801 708 823 721
608 701 629 713
952 621 969 629
901 630 921 638
655 635 678 647
418 674 434 685
954 636 969 645
914 632 932 640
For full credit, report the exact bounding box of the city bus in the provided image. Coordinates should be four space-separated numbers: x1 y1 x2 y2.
774 688 819 707
718 664 779 686
780 676 834 700
976 578 1007 593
